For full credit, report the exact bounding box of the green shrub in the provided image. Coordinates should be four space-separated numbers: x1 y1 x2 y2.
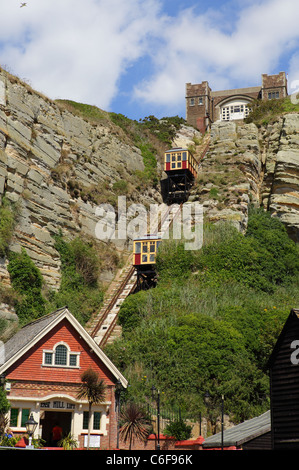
7 249 46 324
156 240 195 282
195 210 299 293
113 180 128 194
163 419 192 441
0 198 17 257
48 234 103 325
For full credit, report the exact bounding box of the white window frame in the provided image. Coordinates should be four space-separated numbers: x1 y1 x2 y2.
43 342 80 368
221 100 250 121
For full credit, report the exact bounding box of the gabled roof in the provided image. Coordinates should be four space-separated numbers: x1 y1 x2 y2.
0 307 127 388
203 410 271 448
267 308 299 368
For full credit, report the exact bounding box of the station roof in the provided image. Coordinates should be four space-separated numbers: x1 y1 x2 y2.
203 410 271 448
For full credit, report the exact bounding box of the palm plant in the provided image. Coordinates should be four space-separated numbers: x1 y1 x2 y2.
58 432 78 450
77 368 106 449
119 402 152 450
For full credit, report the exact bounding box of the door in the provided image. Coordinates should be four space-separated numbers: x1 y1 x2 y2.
40 411 72 447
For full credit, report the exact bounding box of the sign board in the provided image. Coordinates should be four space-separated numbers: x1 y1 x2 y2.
84 434 101 448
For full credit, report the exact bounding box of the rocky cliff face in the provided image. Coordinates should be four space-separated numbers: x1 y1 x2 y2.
194 114 299 242
261 114 299 242
0 69 158 291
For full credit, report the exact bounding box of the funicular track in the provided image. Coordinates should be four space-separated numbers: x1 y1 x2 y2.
88 134 210 348
87 202 183 347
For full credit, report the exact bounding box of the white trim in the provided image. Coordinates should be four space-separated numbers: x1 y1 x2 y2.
0 308 128 388
42 341 81 368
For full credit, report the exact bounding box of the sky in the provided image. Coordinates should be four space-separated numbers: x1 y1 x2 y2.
1 0 299 121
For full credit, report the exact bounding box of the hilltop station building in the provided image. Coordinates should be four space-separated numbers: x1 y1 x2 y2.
186 72 288 133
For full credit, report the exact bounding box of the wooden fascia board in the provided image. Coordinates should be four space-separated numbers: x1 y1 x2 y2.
0 308 128 388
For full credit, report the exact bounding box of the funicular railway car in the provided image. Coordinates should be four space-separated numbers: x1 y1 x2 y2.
162 148 198 203
133 235 161 290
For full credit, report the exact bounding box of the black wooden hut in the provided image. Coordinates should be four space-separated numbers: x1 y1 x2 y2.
268 308 299 450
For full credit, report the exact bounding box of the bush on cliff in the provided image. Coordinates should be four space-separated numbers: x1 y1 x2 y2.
7 249 46 324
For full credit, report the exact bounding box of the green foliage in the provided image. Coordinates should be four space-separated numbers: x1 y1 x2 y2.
195 209 299 293
56 100 108 123
163 419 192 441
48 234 103 325
0 198 17 257
156 240 195 282
106 210 299 422
58 433 78 450
245 96 299 126
138 142 158 186
140 115 186 145
113 179 129 194
54 235 99 288
0 434 19 447
110 112 159 186
0 388 10 415
118 290 150 332
7 249 46 324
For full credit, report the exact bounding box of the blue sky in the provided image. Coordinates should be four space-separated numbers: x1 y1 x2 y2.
1 0 299 121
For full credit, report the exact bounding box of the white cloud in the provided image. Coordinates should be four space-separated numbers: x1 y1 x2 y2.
133 0 299 109
0 0 163 108
1 0 299 118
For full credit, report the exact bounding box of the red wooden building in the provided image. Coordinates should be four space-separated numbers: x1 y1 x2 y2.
0 307 127 449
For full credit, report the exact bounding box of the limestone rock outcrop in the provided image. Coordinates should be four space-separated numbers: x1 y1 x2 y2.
194 114 299 241
0 70 152 290
263 114 299 241
193 120 261 232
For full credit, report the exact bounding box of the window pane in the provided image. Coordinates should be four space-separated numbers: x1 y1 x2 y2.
69 354 77 367
166 154 170 162
45 352 52 365
55 345 67 365
21 409 30 427
142 242 148 253
182 152 187 161
10 408 18 427
83 411 89 430
93 412 101 430
142 254 148 263
135 242 141 254
150 242 155 253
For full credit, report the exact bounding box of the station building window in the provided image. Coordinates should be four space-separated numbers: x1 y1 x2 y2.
10 408 30 428
83 411 102 430
268 91 280 99
43 342 80 368
220 100 250 121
